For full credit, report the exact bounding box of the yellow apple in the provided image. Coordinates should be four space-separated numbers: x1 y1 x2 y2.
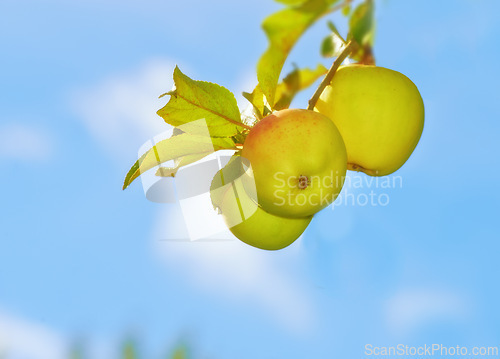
220 179 312 251
315 65 424 176
241 109 347 218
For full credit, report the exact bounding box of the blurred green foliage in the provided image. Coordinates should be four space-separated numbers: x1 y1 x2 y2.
66 340 191 359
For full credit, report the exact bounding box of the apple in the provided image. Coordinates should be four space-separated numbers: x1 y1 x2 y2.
220 178 312 250
241 109 347 218
315 65 424 176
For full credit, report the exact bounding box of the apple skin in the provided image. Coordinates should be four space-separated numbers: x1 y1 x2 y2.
220 179 312 251
315 65 425 176
241 109 347 218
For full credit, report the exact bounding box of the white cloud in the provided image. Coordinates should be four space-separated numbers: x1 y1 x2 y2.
385 287 468 337
71 59 177 162
0 124 53 162
0 310 67 359
153 204 315 333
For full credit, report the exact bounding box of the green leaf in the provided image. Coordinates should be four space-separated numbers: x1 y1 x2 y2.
155 153 209 177
321 22 347 58
154 127 211 178
155 128 209 177
170 345 189 359
123 133 237 190
349 0 375 46
210 152 246 211
274 64 328 110
157 66 247 137
321 35 344 58
327 20 342 38
122 340 138 359
156 152 209 178
242 85 272 120
342 4 351 16
231 129 247 146
256 0 339 107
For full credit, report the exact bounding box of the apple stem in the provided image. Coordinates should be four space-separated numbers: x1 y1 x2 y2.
307 40 357 111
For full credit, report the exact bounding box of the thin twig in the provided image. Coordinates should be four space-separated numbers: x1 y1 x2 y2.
325 0 353 16
307 40 356 111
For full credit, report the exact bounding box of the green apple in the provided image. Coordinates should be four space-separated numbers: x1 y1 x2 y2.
315 65 424 176
220 179 312 251
241 109 347 218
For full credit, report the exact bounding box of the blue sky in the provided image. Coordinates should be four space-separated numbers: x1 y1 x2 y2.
1 0 500 358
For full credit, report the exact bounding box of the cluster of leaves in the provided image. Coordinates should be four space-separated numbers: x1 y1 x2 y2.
321 0 375 63
123 0 375 190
